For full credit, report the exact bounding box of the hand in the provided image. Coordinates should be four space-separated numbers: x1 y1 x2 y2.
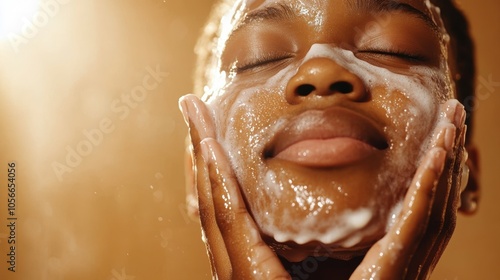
180 94 291 280
180 94 467 280
351 99 467 280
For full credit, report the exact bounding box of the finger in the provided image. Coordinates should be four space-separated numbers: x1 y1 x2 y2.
389 99 460 264
180 95 232 278
353 100 465 279
201 138 291 280
352 146 446 280
354 148 446 279
392 147 447 275
414 116 467 278
195 147 232 279
408 100 466 277
179 94 217 217
179 94 216 147
405 153 456 279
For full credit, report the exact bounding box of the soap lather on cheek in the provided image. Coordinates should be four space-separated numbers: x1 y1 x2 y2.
204 38 452 249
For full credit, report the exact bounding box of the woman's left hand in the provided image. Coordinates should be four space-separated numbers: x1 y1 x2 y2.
351 99 467 280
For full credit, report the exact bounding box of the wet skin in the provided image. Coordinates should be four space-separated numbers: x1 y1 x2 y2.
180 0 472 278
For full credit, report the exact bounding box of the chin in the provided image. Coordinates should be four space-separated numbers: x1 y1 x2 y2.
262 229 379 263
252 197 397 262
241 162 402 255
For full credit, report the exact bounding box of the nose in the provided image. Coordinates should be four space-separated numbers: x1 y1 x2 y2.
285 57 368 104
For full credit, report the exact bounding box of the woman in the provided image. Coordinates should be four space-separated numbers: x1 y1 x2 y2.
180 0 480 278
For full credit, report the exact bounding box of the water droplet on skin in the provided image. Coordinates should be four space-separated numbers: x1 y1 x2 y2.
205 25 450 247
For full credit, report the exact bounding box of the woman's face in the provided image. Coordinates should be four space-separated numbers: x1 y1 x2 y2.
202 0 453 261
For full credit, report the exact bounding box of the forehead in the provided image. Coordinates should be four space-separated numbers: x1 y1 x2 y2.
218 0 446 50
235 0 440 29
245 0 430 11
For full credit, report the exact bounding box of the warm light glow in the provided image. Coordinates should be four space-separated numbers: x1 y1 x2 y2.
0 0 41 40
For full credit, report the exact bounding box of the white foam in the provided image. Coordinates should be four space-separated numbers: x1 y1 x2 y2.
269 208 373 246
202 2 453 250
205 43 450 247
386 200 403 232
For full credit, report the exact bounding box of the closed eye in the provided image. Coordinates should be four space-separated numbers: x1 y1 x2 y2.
358 49 427 63
236 53 294 73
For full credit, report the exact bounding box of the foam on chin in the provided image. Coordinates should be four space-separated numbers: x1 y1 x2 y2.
206 43 448 248
271 207 373 246
202 0 454 250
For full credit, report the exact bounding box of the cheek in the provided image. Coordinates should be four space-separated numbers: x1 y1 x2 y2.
210 87 287 172
369 80 442 204
366 65 450 154
208 64 298 161
373 86 439 151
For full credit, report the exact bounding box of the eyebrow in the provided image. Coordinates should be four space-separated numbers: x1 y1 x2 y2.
234 0 439 34
236 3 295 27
350 0 440 33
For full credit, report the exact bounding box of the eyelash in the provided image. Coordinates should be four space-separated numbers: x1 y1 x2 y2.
235 48 425 73
236 53 294 72
359 49 426 62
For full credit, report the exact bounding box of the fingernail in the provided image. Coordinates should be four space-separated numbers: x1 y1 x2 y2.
454 102 466 128
182 94 214 140
442 99 465 127
432 123 455 151
179 94 203 127
442 99 458 122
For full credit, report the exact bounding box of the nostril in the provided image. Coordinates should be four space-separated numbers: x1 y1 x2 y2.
330 81 353 94
296 84 315 96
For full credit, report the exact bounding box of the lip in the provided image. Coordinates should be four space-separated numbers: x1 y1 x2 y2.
265 107 388 167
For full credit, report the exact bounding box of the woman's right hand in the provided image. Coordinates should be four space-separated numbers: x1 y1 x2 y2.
180 94 291 280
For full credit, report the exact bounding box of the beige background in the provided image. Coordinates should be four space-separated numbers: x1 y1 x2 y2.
0 0 498 279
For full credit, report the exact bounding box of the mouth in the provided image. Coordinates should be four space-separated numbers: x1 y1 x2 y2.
265 107 388 168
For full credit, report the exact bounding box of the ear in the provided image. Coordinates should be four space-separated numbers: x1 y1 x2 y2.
185 136 200 220
458 143 480 215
